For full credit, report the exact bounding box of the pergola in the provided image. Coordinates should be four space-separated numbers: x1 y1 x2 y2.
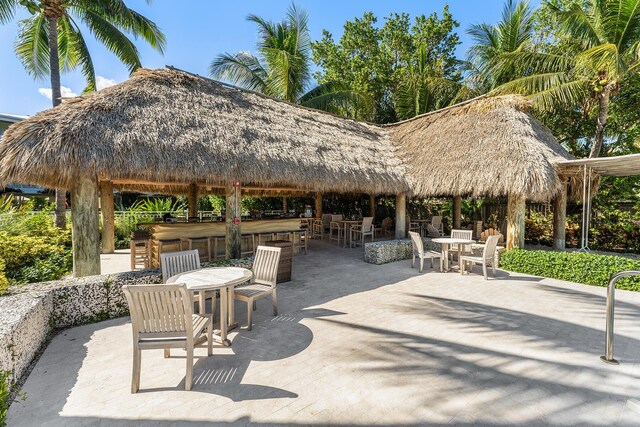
0 67 575 277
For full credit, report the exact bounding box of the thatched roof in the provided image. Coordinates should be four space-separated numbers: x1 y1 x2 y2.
386 95 574 201
0 68 408 195
0 67 573 200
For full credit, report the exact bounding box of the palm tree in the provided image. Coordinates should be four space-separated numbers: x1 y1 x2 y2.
210 4 365 115
492 0 640 158
1 0 165 228
395 44 474 120
466 0 535 91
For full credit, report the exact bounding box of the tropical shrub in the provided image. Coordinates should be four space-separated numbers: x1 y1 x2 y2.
500 249 640 291
0 259 8 296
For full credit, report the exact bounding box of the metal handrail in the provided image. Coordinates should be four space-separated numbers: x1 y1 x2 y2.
601 270 640 364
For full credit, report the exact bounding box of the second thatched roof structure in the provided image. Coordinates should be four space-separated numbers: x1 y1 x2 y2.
387 95 574 202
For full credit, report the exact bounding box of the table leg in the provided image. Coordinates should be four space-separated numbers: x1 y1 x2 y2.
442 244 450 272
458 246 463 271
198 291 206 314
227 285 237 330
218 287 230 347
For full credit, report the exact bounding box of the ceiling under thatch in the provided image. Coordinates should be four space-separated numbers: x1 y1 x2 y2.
386 95 574 202
0 68 408 196
0 67 573 200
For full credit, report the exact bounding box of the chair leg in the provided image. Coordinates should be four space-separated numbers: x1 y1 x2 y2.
430 257 434 268
272 289 278 316
253 300 257 311
131 347 141 394
185 345 194 391
247 300 253 331
412 253 415 269
419 258 424 273
164 348 170 358
460 260 464 275
483 262 488 280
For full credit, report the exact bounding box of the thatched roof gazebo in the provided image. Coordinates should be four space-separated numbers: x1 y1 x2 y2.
387 95 574 250
0 67 573 276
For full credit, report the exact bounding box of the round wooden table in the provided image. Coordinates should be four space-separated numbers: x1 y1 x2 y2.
167 267 252 346
432 237 475 272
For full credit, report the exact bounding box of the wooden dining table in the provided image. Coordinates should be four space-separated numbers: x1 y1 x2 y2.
167 266 252 346
337 219 362 248
432 237 475 272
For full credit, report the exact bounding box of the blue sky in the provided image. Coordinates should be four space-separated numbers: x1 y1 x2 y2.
0 0 540 116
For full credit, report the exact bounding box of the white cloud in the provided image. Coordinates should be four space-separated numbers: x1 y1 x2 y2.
96 75 117 90
38 86 78 101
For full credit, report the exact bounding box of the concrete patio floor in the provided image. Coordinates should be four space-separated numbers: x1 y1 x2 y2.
8 239 640 426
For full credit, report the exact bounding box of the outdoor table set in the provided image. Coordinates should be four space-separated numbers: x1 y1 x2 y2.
431 237 476 272
166 266 253 346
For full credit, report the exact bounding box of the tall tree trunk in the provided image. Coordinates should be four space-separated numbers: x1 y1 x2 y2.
47 16 67 229
589 85 611 158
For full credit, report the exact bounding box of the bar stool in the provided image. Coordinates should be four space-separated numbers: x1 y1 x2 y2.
130 231 151 270
181 236 211 263
291 230 308 255
274 231 291 241
156 238 182 265
253 233 275 248
241 234 255 257
209 236 225 260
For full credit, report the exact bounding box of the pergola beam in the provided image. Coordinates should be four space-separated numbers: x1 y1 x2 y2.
99 180 115 254
506 194 526 250
225 182 242 259
553 180 568 250
395 193 407 239
453 196 462 229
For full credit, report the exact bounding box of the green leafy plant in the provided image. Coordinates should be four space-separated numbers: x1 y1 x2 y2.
500 249 640 291
131 198 187 213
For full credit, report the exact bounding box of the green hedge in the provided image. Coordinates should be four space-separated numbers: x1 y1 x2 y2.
500 249 640 292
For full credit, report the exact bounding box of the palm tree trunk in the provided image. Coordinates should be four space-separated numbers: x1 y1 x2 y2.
589 85 611 158
47 16 67 229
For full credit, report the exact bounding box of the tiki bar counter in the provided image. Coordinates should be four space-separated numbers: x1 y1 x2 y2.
137 218 308 267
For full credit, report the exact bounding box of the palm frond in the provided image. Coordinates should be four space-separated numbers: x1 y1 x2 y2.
66 14 96 92
299 82 371 116
0 0 18 24
209 51 268 93
14 15 50 79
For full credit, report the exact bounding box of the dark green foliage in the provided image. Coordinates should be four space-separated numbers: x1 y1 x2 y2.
500 249 640 291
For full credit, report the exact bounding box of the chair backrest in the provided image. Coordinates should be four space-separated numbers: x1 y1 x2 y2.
409 231 424 256
426 224 441 238
362 217 374 231
122 283 193 338
322 214 333 227
450 229 473 252
480 228 504 243
253 246 282 288
431 216 442 228
483 234 501 261
160 250 201 283
331 214 343 222
381 217 393 230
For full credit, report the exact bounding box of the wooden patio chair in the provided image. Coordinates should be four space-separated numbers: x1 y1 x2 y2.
350 217 374 248
460 234 501 280
122 283 213 393
160 249 201 284
431 216 444 236
374 217 393 237
425 224 441 238
409 231 442 272
406 215 420 234
329 214 345 245
233 246 281 331
449 229 473 263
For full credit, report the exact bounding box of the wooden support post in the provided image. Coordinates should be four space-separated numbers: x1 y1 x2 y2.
282 196 288 214
225 182 242 259
553 180 568 250
71 175 101 277
453 195 462 229
315 192 322 218
506 194 526 250
369 194 376 218
395 193 407 239
99 180 115 254
188 183 198 218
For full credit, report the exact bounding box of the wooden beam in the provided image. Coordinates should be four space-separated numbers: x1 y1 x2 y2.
369 194 376 218
552 180 568 250
282 196 288 213
506 194 526 250
71 175 101 277
110 178 313 193
188 182 198 218
453 195 462 229
315 192 322 218
225 182 242 259
99 180 115 254
395 193 407 239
